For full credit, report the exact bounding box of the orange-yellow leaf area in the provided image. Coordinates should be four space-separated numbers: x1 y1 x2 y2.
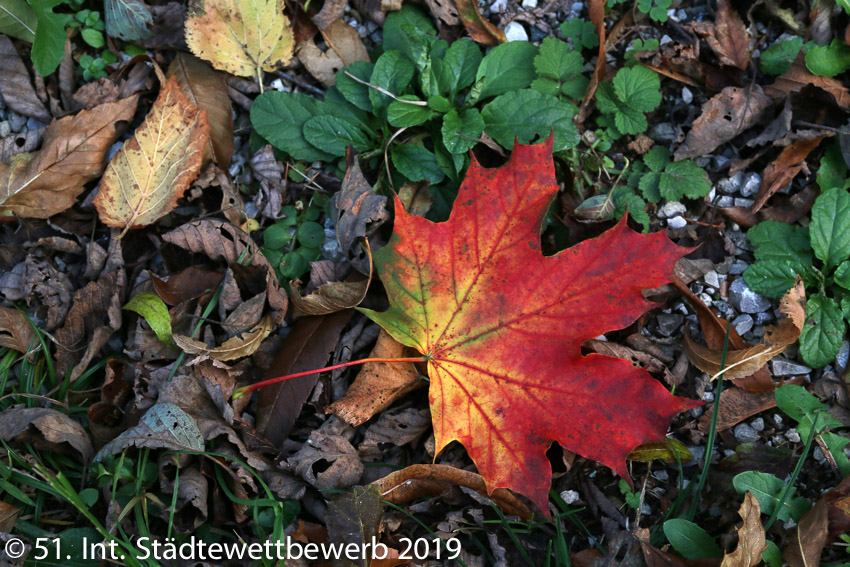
361 138 702 515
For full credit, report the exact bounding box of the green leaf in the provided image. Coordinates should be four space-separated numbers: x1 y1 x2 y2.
534 37 583 82
263 223 292 249
614 65 662 112
743 260 802 298
638 172 662 203
28 0 66 76
250 92 335 162
481 89 579 152
618 479 641 509
0 0 36 42
732 472 811 522
559 18 598 49
817 139 849 192
747 220 813 265
428 95 452 113
775 384 830 424
441 108 484 154
302 115 371 157
382 6 436 66
391 144 445 183
124 291 175 348
369 50 415 115
441 38 482 95
296 221 324 248
805 39 850 78
811 187 850 269
387 96 433 127
762 541 782 567
104 0 152 41
81 28 105 48
834 260 850 290
637 0 671 21
799 293 845 368
561 75 589 100
659 160 711 200
643 147 671 172
335 61 374 112
663 519 723 560
821 431 850 477
470 41 538 102
760 37 803 75
531 78 560 97
612 188 650 231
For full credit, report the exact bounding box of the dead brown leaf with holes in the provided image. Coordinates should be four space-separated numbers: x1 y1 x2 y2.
689 0 750 70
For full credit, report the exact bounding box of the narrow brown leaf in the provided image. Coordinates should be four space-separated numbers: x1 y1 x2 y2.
0 96 138 219
0 35 51 123
255 310 353 446
764 53 850 110
290 242 372 317
168 52 234 167
151 266 224 306
721 492 766 567
698 377 805 432
454 0 505 44
94 76 209 237
577 0 606 127
373 464 532 519
751 136 827 213
0 408 94 462
173 314 273 361
674 86 772 161
298 19 368 87
0 501 20 532
327 329 424 427
783 499 828 567
0 306 35 352
690 0 750 70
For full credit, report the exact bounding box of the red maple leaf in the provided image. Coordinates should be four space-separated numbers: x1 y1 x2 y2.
361 138 701 514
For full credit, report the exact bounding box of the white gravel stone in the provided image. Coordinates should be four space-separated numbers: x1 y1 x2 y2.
785 428 801 443
750 417 765 432
729 278 771 313
734 423 760 443
732 313 754 336
667 216 687 229
653 470 669 481
521 0 538 8
718 171 744 194
740 172 761 197
682 87 693 104
504 22 528 42
704 270 721 289
658 201 686 218
770 358 811 376
560 490 580 505
491 0 507 12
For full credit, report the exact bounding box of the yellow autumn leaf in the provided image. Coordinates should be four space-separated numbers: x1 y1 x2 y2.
93 76 210 238
184 0 294 84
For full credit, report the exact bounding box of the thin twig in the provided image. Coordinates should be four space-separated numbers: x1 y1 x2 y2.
343 71 428 105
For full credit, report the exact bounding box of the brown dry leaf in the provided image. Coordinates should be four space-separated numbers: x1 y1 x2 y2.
312 0 347 30
0 96 138 219
454 0 505 45
185 0 294 81
398 180 433 217
783 499 829 567
331 150 389 275
0 257 73 330
685 279 805 381
327 329 424 426
151 266 224 306
94 76 210 237
0 129 44 163
168 52 234 167
764 53 850 110
689 0 749 70
721 492 766 567
162 219 287 323
0 306 35 352
373 464 532 519
173 314 273 362
584 338 680 386
674 86 772 161
634 41 703 87
55 269 125 382
359 408 430 458
0 501 20 533
297 19 368 87
290 243 372 317
0 35 51 123
751 135 827 213
288 430 364 489
577 0 606 127
424 0 459 26
256 311 353 446
0 408 94 462
698 378 804 432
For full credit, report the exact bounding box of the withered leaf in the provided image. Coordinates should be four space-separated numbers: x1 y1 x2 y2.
0 305 35 352
0 501 20 533
0 257 73 330
751 136 827 213
783 498 828 567
298 19 368 87
326 485 383 567
94 76 210 237
185 0 294 80
0 35 51 123
93 402 205 461
721 492 766 567
764 53 850 110
290 247 371 317
151 266 224 306
327 329 424 427
0 96 138 219
173 314 273 362
674 86 772 161
289 430 363 490
167 52 234 167
685 279 805 381
256 310 353 446
0 128 44 163
690 0 749 70
454 0 505 45
0 408 94 462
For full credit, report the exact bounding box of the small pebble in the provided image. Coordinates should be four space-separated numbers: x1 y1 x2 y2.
504 21 528 42
713 155 730 169
667 216 687 229
754 311 774 325
718 171 744 194
653 470 669 481
716 196 734 208
270 78 287 91
729 278 771 314
660 34 673 45
702 391 714 402
751 417 765 432
569 1 584 18
704 270 721 289
813 447 826 464
640 503 651 515
658 200 686 218
835 340 849 371
740 172 761 197
7 110 25 132
773 414 783 425
698 293 713 308
26 117 45 131
785 428 801 443
734 197 755 208
560 490 580 505
521 0 537 8
732 313 754 336
648 123 677 144
682 87 693 104
734 423 760 444
729 260 749 275
770 358 811 376
0 121 10 138
490 0 507 11
656 313 684 337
